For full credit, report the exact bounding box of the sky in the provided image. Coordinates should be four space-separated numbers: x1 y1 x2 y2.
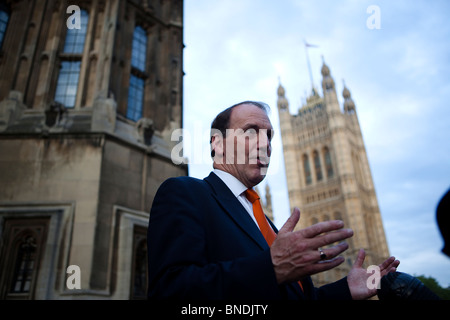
181 0 450 287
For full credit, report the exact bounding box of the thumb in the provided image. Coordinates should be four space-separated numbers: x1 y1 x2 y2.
278 207 300 235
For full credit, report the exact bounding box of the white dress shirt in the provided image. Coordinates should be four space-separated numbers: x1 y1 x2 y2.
213 169 260 229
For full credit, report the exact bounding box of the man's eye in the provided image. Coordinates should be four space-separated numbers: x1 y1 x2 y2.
244 128 258 135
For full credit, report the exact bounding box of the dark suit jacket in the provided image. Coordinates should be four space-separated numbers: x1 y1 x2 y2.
147 172 352 300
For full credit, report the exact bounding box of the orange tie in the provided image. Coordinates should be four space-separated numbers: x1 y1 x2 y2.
245 189 304 292
245 189 276 246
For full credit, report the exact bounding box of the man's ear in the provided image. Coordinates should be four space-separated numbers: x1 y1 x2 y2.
210 132 224 164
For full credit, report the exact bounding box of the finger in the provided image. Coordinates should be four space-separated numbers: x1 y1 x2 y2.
312 228 353 248
353 248 365 268
318 242 349 262
278 207 300 235
302 220 345 238
380 258 400 276
379 256 395 270
303 256 345 276
379 256 400 271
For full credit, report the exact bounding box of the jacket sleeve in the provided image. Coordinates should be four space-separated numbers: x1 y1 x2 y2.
314 277 353 300
146 177 281 300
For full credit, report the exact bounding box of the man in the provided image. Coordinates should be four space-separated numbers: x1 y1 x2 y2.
147 101 399 299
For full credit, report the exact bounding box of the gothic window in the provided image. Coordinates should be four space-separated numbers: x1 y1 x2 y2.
0 3 9 49
324 147 334 178
127 26 148 122
303 154 312 185
54 61 81 108
130 225 148 299
313 150 323 181
0 218 49 299
352 152 365 186
11 235 37 294
63 10 89 54
54 9 89 108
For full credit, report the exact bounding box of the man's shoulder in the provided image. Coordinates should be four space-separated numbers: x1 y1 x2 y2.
159 175 209 191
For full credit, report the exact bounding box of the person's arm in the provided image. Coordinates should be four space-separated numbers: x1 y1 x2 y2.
147 178 281 299
314 277 353 300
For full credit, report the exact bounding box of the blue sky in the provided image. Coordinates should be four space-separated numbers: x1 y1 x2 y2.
182 0 450 287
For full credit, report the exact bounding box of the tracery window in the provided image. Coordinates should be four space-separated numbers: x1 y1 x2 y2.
313 150 323 181
11 235 37 294
303 154 312 185
0 218 49 299
0 3 9 49
130 226 148 299
127 26 148 122
54 9 89 108
324 147 334 178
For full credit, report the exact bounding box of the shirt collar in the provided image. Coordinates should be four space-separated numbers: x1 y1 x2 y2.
213 169 248 198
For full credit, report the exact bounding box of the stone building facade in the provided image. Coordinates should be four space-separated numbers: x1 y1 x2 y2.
256 184 273 222
0 0 186 299
277 60 390 286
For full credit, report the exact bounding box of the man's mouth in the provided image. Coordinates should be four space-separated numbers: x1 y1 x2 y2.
256 157 270 167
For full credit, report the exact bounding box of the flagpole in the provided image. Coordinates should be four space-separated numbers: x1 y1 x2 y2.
304 39 314 90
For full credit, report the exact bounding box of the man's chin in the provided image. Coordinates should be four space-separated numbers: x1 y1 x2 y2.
258 165 269 176
249 165 269 181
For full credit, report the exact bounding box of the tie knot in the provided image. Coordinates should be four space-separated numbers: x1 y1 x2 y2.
244 189 260 203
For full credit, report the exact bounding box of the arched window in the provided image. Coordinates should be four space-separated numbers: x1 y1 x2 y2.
127 26 148 122
0 3 10 49
130 226 148 299
324 147 334 178
0 218 49 300
352 151 364 185
303 154 312 185
63 9 89 54
313 150 323 181
54 9 89 108
11 235 37 294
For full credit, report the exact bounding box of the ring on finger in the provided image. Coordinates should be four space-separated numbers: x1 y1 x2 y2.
319 248 327 260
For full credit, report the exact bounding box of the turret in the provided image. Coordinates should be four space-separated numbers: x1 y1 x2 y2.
321 61 335 93
342 82 356 113
277 82 289 112
320 58 340 113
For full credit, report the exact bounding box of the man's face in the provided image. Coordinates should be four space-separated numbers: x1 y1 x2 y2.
212 103 274 188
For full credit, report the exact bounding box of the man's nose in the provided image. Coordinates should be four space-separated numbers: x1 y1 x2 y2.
257 131 272 156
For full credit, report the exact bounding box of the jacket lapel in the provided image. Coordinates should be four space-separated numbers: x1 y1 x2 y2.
204 172 269 251
205 172 307 299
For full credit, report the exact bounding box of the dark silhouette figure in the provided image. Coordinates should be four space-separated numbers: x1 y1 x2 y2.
437 188 450 257
377 272 440 300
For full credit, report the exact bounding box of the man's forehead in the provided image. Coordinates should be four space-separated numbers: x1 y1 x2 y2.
230 104 272 128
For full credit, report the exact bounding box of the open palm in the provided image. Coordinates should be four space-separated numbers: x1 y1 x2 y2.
347 249 400 300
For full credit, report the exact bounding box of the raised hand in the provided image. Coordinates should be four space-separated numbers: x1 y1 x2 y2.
271 207 353 284
347 248 400 300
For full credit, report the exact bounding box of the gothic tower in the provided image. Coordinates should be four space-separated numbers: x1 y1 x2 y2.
0 0 185 299
277 59 390 286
